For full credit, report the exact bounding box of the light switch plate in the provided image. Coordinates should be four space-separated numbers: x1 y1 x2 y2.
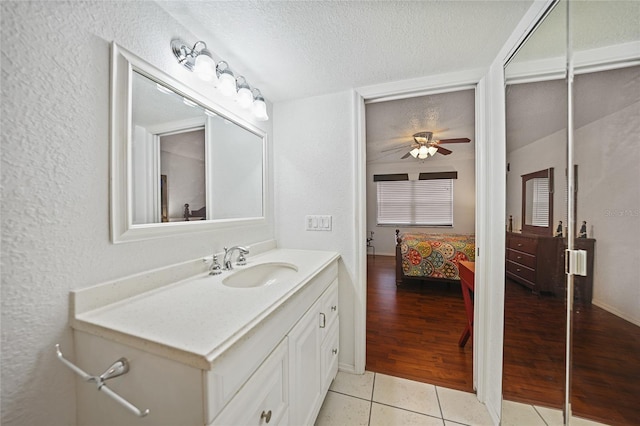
305 215 332 231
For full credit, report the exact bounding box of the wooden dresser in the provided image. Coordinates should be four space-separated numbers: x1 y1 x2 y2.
505 232 595 303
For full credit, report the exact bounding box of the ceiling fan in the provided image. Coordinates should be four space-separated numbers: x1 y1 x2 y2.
383 131 471 160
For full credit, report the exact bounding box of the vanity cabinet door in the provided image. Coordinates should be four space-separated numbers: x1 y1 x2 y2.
320 318 339 396
288 298 323 426
212 338 289 426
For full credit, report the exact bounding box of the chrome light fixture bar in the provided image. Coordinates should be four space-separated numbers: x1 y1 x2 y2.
171 38 269 121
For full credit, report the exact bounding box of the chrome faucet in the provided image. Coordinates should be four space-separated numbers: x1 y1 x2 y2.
223 246 249 270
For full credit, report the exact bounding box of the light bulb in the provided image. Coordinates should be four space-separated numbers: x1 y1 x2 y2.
427 146 438 156
237 87 253 108
193 53 217 82
418 146 428 156
410 148 419 158
182 98 198 108
218 71 236 97
252 98 269 121
418 152 429 159
156 83 173 95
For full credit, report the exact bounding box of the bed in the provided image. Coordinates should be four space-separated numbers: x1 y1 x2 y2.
395 229 475 285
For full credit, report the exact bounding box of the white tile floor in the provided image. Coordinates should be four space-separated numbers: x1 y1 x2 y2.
315 371 609 426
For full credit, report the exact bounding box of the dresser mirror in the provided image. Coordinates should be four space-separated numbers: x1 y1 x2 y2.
503 1 640 424
521 168 553 235
111 43 266 243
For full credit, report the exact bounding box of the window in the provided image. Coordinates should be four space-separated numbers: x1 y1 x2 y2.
530 177 550 227
376 178 454 226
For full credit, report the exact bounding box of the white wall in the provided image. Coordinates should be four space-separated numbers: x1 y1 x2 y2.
574 101 640 324
273 91 358 372
506 130 567 232
366 156 476 256
1 2 273 425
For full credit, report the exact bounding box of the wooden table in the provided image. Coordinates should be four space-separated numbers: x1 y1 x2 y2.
458 261 475 348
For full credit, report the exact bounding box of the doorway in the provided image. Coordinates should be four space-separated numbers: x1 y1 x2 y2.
363 89 476 392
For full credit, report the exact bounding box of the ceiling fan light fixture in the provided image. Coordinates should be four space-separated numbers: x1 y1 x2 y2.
427 146 439 156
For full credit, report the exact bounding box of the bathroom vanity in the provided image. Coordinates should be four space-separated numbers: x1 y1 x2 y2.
69 246 340 425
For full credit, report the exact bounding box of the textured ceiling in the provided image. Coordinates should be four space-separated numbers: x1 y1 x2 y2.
158 1 534 102
366 89 475 164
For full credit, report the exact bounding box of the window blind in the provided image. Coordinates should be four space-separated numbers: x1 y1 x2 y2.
531 178 549 227
377 179 453 226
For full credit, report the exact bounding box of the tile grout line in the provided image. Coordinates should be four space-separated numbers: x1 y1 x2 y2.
368 373 376 426
532 405 550 426
435 386 445 421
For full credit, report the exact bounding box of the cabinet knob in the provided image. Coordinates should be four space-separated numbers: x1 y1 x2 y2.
517 243 523 247
517 256 522 260
261 410 272 423
332 348 338 355
331 305 337 312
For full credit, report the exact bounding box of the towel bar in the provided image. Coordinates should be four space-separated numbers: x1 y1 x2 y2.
55 344 149 417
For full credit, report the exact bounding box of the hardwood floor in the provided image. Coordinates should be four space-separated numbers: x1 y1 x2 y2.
366 255 473 392
366 255 640 425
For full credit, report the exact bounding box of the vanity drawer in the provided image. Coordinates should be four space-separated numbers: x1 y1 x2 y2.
212 338 289 426
506 249 536 269
506 260 536 286
319 279 339 341
507 235 537 255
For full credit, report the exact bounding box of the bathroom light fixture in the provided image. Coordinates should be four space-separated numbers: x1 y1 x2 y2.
214 61 236 97
171 39 217 82
251 89 269 121
171 38 269 121
235 76 253 109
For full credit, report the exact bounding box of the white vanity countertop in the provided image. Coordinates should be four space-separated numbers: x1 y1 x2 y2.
72 248 339 369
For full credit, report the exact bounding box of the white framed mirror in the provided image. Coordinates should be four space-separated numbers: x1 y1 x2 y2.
111 42 266 243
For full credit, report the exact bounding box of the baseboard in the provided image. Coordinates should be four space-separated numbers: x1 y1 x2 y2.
338 362 358 375
592 299 640 327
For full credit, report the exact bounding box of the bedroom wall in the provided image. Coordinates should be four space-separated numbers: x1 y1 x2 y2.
366 155 476 256
1 2 274 425
506 130 567 233
506 68 640 325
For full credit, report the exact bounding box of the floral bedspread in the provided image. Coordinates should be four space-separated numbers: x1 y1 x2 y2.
400 233 475 280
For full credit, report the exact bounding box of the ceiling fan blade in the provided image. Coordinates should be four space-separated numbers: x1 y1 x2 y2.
380 144 412 153
436 146 453 155
401 151 412 159
438 138 471 144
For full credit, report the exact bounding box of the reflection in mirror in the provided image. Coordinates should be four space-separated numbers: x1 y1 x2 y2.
503 0 568 422
521 168 553 235
111 42 266 242
569 3 640 424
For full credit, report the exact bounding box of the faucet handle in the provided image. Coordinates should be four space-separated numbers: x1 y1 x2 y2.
236 253 247 266
210 255 222 275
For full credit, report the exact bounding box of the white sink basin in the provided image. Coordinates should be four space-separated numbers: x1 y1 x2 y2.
222 262 299 288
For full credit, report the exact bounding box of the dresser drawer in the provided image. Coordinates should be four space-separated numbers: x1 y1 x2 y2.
506 260 536 286
506 249 536 269
507 235 537 255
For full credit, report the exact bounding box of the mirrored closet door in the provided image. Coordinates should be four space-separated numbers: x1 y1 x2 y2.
504 1 640 424
567 2 640 424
